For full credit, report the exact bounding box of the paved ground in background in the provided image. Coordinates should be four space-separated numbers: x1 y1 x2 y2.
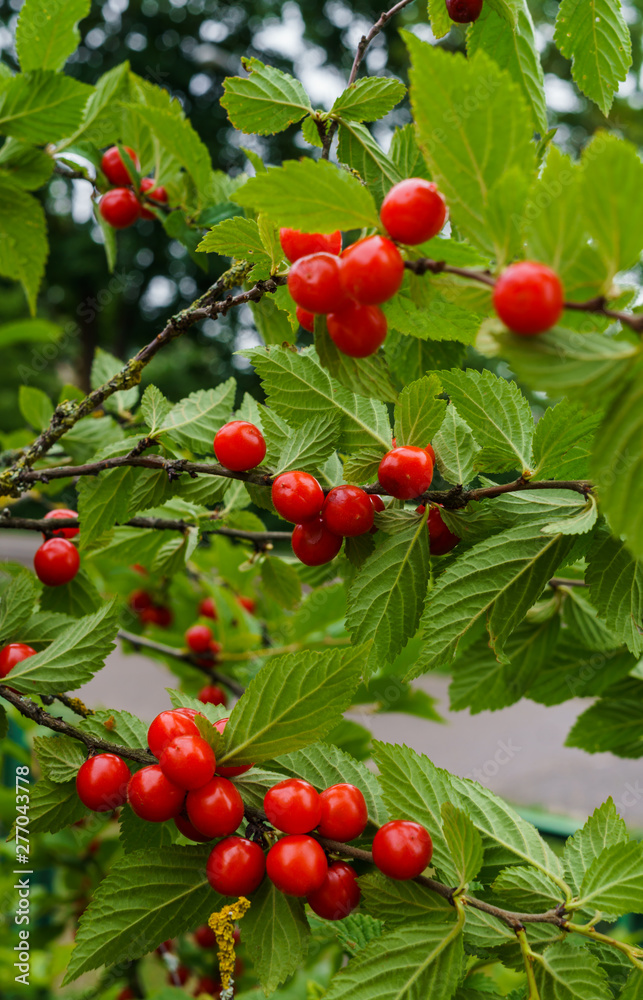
4 531 642 827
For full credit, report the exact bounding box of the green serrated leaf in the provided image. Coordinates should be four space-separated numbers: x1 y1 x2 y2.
222 57 312 136
587 532 643 657
566 693 643 759
441 803 484 888
275 413 339 476
33 734 87 783
564 799 629 897
76 467 134 550
394 374 445 448
63 846 220 983
78 709 148 750
9 601 119 695
0 69 92 143
218 648 363 767
243 877 310 994
427 0 453 39
554 0 631 116
534 941 612 1000
332 77 406 122
234 158 379 233
141 385 172 434
314 318 398 405
119 804 174 853
90 347 139 414
19 777 87 837
433 405 480 486
260 557 302 610
0 571 39 643
336 121 402 208
492 865 565 910
532 400 600 480
18 385 53 430
359 870 452 926
158 379 236 454
16 0 90 72
0 177 48 312
197 215 271 270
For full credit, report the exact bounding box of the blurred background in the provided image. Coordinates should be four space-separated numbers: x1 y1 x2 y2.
0 0 643 437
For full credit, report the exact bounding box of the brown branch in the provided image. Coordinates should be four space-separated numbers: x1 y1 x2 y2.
549 578 587 589
0 266 286 499
0 685 155 764
118 629 246 698
405 258 643 332
0 513 291 545
323 0 418 157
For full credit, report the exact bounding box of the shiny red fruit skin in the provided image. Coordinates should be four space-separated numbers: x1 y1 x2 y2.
372 820 433 879
0 643 36 678
417 504 461 555
213 718 253 777
198 684 227 707
287 253 350 314
186 624 213 653
321 485 374 538
174 813 213 842
378 446 434 500
426 443 436 466
128 589 153 614
76 754 131 812
148 709 200 759
272 471 324 524
341 236 404 305
139 604 172 627
199 596 218 620
101 145 139 185
306 861 361 920
186 775 244 838
292 518 343 566
194 923 217 948
327 302 387 357
127 764 185 822
214 421 266 471
317 783 368 841
264 779 322 834
266 835 328 896
207 836 266 896
446 0 483 22
34 538 80 586
380 179 447 245
43 508 79 539
296 306 315 333
280 228 342 263
160 734 216 790
237 595 256 614
99 188 141 229
493 261 564 335
140 176 168 219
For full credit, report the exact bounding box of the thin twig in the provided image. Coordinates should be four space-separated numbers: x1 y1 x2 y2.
0 513 291 544
118 629 246 698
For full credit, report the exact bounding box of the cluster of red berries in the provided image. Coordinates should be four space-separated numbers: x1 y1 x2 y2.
284 177 447 358
446 0 483 23
99 145 168 230
32 508 80 587
128 588 174 628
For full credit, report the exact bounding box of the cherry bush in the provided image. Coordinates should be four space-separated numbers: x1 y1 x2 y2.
1 0 643 998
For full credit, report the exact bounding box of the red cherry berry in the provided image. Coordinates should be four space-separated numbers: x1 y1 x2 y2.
327 302 387 358
139 177 168 219
198 685 227 707
174 812 213 842
341 235 404 305
206 836 266 896
148 709 200 759
446 0 483 22
169 966 190 986
186 776 244 838
43 508 79 539
369 494 386 534
292 518 343 566
372 820 433 880
139 604 173 627
280 228 342 263
493 261 564 336
380 179 447 245
378 446 434 500
99 188 141 229
101 145 139 185
127 765 185 822
306 861 361 921
417 504 461 556
0 643 36 679
194 923 217 948
237 595 256 615
76 754 131 812
287 253 350 314
34 538 80 587
199 597 218 620
321 485 374 537
214 421 266 472
317 784 368 842
426 442 436 465
296 306 315 333
213 718 253 777
128 589 153 614
186 624 214 654
160 735 216 791
264 779 322 835
272 471 324 524
194 976 222 998
266 835 328 897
